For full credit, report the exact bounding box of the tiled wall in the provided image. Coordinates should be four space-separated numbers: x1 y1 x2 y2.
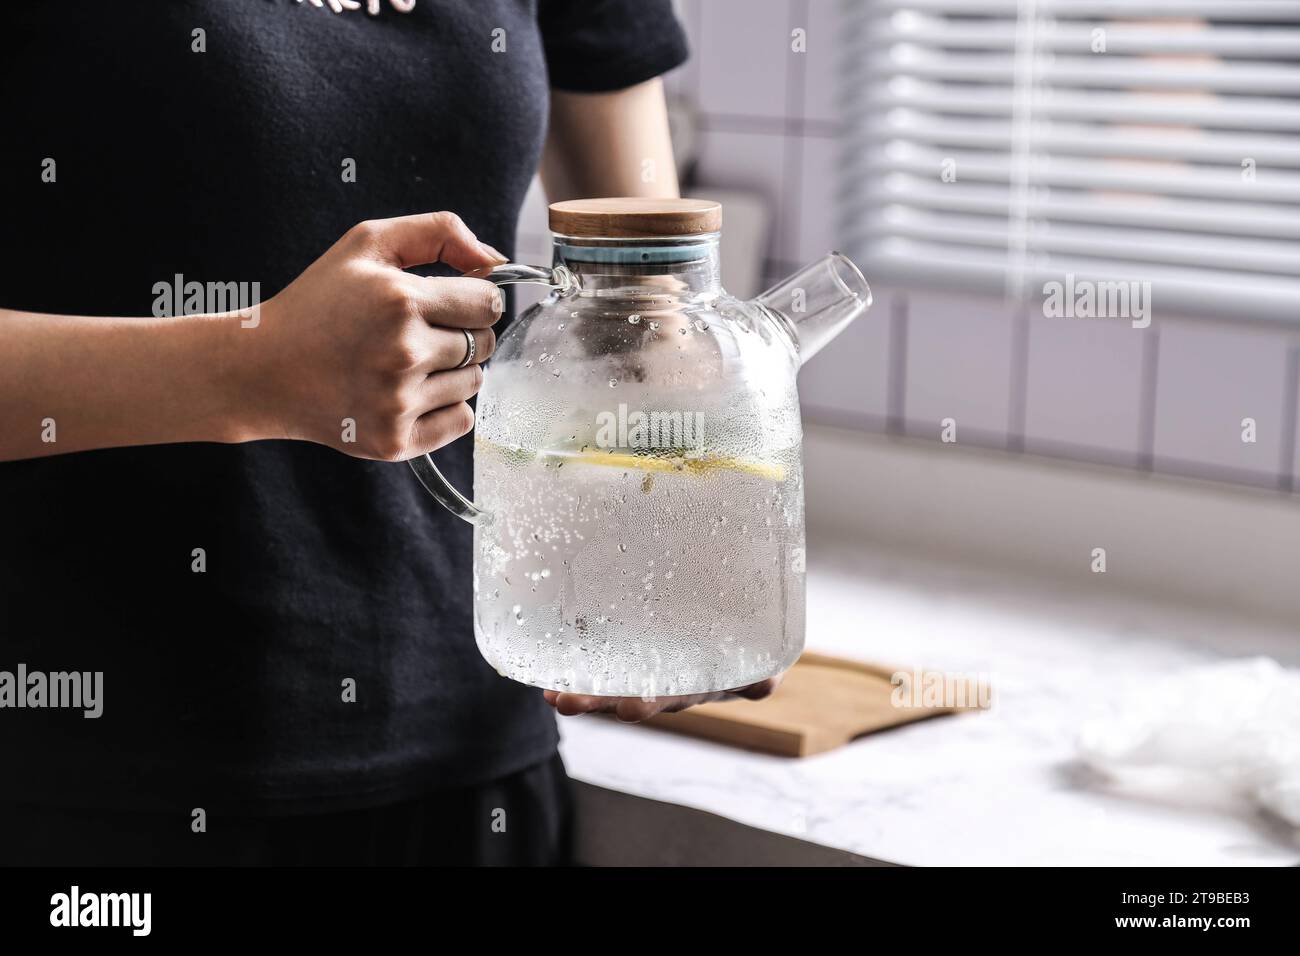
516 0 1300 494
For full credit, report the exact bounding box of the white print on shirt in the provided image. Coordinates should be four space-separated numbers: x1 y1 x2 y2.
296 0 416 14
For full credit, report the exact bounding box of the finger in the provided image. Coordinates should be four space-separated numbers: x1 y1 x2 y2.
546 691 725 720
731 676 781 701
651 692 728 715
543 678 784 721
547 693 615 717
420 325 496 374
546 695 667 722
408 275 505 330
542 690 583 714
406 401 476 456
614 697 663 723
368 211 507 272
418 364 484 414
458 246 510 280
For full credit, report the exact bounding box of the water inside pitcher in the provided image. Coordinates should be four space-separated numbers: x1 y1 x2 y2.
411 198 871 696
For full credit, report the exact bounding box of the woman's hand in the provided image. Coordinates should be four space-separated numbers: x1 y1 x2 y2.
0 211 506 463
243 211 507 460
542 674 784 723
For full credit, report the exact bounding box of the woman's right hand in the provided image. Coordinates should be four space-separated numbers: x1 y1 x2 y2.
240 211 508 460
0 211 506 464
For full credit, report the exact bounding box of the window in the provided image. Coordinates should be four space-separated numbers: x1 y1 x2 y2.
841 0 1300 323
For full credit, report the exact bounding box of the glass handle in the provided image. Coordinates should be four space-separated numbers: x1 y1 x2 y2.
407 262 574 525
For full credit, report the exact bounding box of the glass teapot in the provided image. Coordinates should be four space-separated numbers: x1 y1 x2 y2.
411 198 871 697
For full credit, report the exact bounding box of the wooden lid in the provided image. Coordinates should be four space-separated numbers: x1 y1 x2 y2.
548 197 721 238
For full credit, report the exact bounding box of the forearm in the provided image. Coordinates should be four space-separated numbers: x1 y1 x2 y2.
0 308 254 461
1 212 509 466
541 77 680 201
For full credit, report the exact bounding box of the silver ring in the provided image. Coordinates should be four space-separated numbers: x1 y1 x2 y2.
455 328 476 369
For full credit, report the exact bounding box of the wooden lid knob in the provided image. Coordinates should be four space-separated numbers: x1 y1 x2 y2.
548 197 721 238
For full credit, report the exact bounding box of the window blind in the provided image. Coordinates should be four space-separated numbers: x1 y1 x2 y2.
840 0 1300 322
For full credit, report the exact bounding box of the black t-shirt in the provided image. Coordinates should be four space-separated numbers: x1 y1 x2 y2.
0 0 687 814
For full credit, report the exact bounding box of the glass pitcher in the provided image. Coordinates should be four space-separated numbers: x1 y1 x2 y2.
411 198 871 697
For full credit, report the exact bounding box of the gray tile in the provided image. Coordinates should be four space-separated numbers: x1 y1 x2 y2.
1152 320 1292 486
1023 313 1148 465
514 175 549 251
698 0 792 119
1291 349 1300 493
903 291 1015 446
665 0 702 99
801 0 841 124
695 129 786 260
787 134 839 265
798 286 892 427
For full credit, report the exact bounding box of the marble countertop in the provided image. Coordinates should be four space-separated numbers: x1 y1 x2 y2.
558 535 1300 866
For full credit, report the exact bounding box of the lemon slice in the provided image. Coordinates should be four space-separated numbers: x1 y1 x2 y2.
540 447 787 482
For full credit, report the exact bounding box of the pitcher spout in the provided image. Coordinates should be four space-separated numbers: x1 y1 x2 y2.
753 252 872 364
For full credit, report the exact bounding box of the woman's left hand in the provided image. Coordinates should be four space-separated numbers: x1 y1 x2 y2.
542 674 784 723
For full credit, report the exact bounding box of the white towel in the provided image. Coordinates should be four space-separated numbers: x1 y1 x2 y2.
1079 657 1300 827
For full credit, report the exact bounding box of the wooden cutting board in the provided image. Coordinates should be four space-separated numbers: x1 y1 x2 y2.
644 651 989 757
